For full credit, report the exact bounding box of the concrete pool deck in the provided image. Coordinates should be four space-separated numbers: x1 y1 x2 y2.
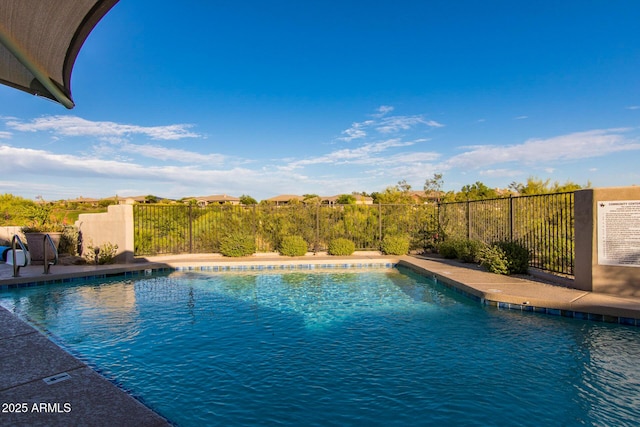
1 253 639 426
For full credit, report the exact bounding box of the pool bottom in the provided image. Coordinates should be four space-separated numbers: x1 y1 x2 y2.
2 267 640 426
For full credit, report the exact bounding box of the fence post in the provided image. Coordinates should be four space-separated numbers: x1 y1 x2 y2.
436 202 441 242
188 205 193 253
252 204 257 240
466 200 470 239
315 203 320 251
378 203 383 247
509 195 514 242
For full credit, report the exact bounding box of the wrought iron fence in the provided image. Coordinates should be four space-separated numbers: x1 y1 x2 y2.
134 203 439 256
134 192 574 275
438 192 574 274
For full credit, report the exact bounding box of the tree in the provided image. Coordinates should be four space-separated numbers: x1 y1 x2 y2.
303 194 320 204
457 182 498 201
509 176 589 195
396 179 412 193
336 194 356 204
376 184 414 204
424 173 444 202
239 194 257 205
0 193 36 226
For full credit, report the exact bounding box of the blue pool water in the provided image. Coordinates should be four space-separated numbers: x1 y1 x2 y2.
2 266 640 426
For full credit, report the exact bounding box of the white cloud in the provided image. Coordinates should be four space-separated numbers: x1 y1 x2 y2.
339 108 443 141
5 115 201 141
338 120 374 141
479 169 522 178
372 105 394 117
286 139 418 169
426 120 445 128
626 106 640 110
514 115 528 120
445 129 640 170
117 142 227 164
0 131 11 139
376 115 444 133
0 144 279 197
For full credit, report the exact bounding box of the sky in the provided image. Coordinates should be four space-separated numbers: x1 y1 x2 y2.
1 0 639 201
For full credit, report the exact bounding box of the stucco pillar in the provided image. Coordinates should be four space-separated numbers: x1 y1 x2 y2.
574 187 640 296
76 204 134 263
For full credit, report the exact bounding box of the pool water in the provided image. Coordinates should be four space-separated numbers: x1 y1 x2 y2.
2 266 640 426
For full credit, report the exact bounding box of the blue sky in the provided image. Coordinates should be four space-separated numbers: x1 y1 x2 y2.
1 0 639 201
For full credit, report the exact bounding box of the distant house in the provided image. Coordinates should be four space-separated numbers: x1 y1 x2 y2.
188 194 241 207
124 195 154 204
320 195 340 205
265 195 305 205
99 195 166 205
320 194 374 205
67 196 100 206
353 194 374 205
408 191 443 203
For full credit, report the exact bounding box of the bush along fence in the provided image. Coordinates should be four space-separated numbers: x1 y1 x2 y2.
134 203 438 256
438 192 574 275
133 192 574 275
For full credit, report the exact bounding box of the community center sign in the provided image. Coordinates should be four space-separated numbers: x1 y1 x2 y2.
597 200 640 267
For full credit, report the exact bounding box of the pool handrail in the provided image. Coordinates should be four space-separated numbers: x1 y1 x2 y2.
10 234 29 277
43 233 59 274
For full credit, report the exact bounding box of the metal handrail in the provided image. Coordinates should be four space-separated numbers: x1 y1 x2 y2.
43 233 59 274
10 234 29 277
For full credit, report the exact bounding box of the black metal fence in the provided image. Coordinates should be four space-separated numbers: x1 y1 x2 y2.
439 192 574 274
134 203 439 256
134 192 574 275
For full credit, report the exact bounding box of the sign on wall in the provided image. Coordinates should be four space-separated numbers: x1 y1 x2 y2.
597 200 640 267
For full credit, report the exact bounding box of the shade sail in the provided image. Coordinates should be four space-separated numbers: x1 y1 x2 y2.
0 0 119 109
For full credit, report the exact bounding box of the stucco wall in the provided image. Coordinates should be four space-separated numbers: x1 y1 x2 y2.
0 226 24 244
76 204 134 263
574 186 640 296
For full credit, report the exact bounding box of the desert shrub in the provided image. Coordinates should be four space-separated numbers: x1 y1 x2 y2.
478 245 509 275
381 235 410 255
219 232 256 257
496 241 530 274
479 241 529 275
58 225 80 256
438 240 459 259
328 238 356 256
438 238 484 262
84 241 119 264
457 239 484 263
279 235 308 257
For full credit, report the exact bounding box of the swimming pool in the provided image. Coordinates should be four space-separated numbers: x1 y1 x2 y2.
2 266 640 426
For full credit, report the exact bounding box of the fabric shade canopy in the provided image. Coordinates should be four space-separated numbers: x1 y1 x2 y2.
0 0 119 109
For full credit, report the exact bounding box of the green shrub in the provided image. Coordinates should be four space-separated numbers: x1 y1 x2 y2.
479 241 529 275
457 239 484 263
496 241 530 274
438 240 458 259
279 235 308 257
478 245 509 275
438 238 484 262
58 225 80 256
84 241 119 264
219 232 256 257
328 238 356 256
381 235 410 255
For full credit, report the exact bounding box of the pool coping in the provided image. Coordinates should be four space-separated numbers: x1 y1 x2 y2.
2 254 640 426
